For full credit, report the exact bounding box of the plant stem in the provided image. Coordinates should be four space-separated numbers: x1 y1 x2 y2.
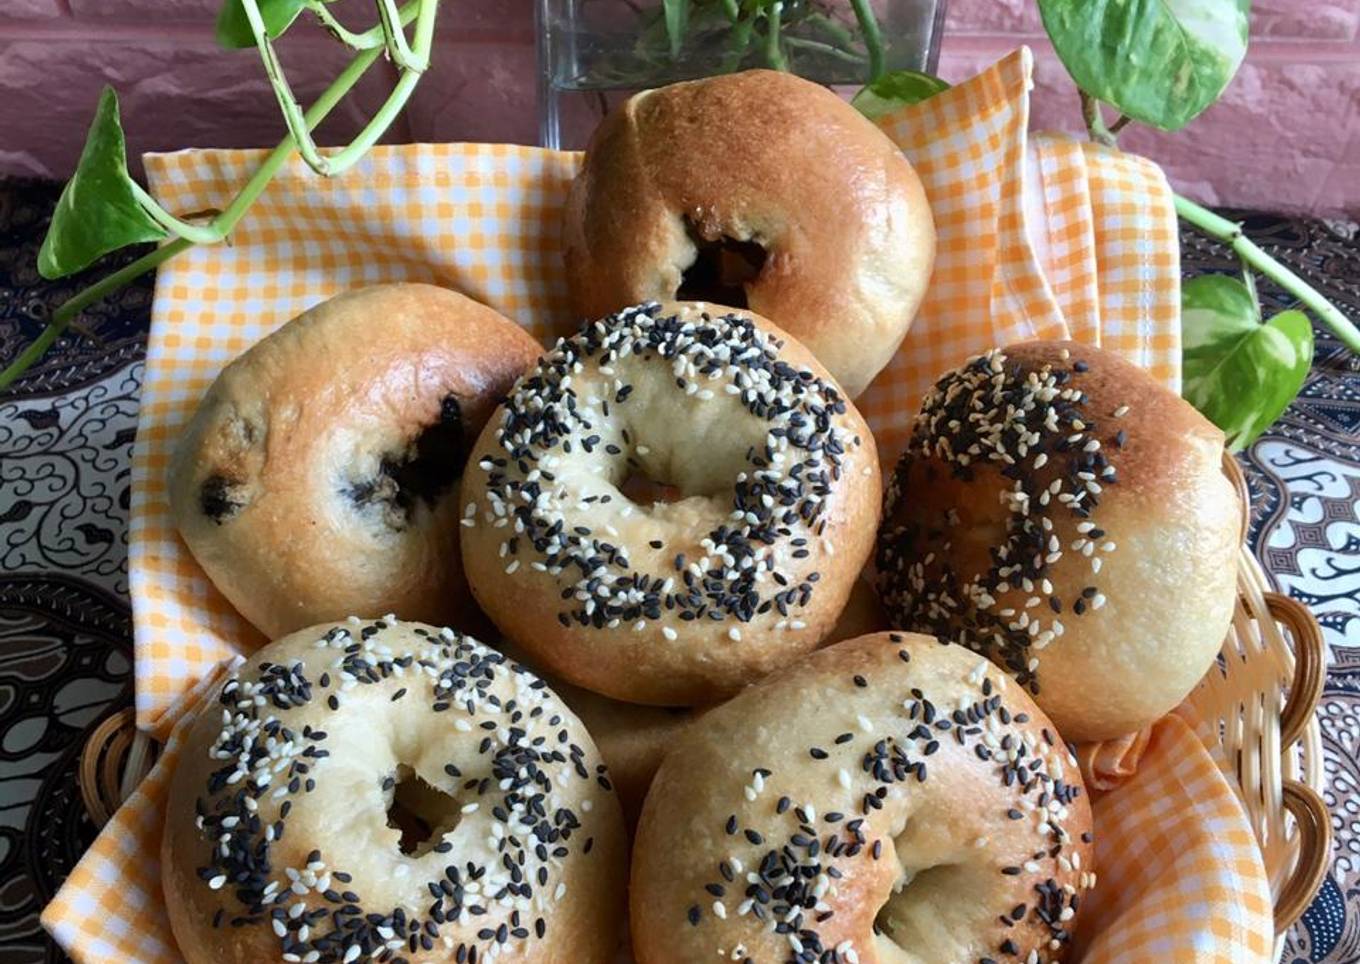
0 239 190 389
246 0 425 176
318 0 437 174
0 42 386 391
1080 91 1117 147
781 35 867 64
762 2 789 71
305 0 384 49
848 0 884 81
805 12 858 49
244 0 327 172
376 0 427 71
1174 194 1360 353
720 13 755 72
129 181 226 244
208 45 386 234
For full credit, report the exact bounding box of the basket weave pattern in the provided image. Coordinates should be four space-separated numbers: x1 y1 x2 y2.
1193 456 1330 935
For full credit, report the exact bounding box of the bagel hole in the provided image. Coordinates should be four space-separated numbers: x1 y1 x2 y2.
385 766 461 857
618 468 685 506
873 862 967 948
349 394 466 526
676 222 766 309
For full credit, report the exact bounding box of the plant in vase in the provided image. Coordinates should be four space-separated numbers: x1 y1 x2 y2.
537 0 946 147
553 0 918 85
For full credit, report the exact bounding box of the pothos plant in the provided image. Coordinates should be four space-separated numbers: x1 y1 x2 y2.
854 0 1360 450
6 0 1359 454
1 0 438 389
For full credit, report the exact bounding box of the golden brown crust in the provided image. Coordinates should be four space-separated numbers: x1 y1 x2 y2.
875 341 1240 742
564 70 935 398
162 618 627 964
631 632 1094 963
460 302 881 707
169 284 542 641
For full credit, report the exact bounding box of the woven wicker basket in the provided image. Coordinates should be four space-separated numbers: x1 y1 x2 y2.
79 454 1330 949
1201 454 1330 944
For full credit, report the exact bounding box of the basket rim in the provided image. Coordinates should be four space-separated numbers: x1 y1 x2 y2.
1276 780 1331 933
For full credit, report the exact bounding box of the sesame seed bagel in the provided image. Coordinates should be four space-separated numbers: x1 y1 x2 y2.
169 284 542 640
631 632 1094 964
876 342 1240 743
563 69 935 398
459 301 880 706
162 618 627 964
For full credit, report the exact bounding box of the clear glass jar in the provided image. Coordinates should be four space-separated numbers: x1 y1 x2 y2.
536 0 948 149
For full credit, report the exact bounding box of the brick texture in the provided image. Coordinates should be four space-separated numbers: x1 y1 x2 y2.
0 0 1356 216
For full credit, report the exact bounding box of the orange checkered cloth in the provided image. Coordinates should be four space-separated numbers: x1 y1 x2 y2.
43 47 1273 961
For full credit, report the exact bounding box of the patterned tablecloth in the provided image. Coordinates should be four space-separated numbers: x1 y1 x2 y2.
0 179 1356 963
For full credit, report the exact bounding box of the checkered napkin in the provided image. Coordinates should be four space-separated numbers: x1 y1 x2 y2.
42 46 1272 961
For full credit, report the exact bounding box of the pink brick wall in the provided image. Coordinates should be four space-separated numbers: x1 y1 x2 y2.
1 0 1356 216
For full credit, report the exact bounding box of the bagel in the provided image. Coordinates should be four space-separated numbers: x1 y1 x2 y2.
631 631 1094 963
460 301 880 706
170 284 542 640
563 70 935 398
162 617 627 963
876 342 1240 742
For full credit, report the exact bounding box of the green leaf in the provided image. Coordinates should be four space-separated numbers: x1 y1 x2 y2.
37 88 167 281
1182 274 1314 451
215 0 308 49
663 0 689 58
1037 0 1250 131
850 69 950 120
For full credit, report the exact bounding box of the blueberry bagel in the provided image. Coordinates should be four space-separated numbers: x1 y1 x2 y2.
630 632 1094 964
170 284 542 639
876 342 1240 742
459 302 880 706
162 618 627 963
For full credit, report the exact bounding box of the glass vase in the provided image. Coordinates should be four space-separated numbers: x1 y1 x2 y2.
536 0 949 149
